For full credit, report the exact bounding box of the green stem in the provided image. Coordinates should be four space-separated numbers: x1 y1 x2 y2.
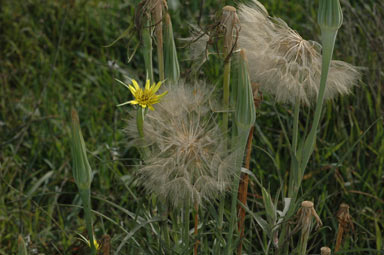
217 52 232 252
288 98 301 198
300 31 337 172
225 168 241 255
292 98 300 154
158 201 171 251
280 31 338 255
136 107 145 138
183 199 190 249
222 61 231 135
79 188 96 255
143 18 154 83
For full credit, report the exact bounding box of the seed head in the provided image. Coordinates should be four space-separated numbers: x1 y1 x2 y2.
238 0 360 105
126 81 236 207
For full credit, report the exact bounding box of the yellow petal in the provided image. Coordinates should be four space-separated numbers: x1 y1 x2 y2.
151 81 163 94
145 79 150 90
128 85 137 94
148 105 155 111
157 91 168 98
132 79 140 91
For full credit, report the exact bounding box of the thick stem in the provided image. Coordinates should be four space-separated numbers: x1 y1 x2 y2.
218 51 232 232
136 107 145 138
217 33 232 250
79 189 96 255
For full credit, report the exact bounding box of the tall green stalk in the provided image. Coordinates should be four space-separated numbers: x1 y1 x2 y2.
218 6 238 242
280 1 343 253
301 0 343 173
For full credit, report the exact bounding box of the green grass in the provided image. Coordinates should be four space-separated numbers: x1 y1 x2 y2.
1 0 383 254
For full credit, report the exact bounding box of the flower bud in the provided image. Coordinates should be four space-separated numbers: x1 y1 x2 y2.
71 109 92 190
317 0 343 32
234 49 256 130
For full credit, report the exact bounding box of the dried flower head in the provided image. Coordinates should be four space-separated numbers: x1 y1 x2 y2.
127 81 236 207
296 201 323 232
238 0 360 105
335 203 354 251
320 246 332 255
182 6 240 71
292 201 323 255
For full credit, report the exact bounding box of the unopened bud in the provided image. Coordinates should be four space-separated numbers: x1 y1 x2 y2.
317 0 343 32
71 109 92 190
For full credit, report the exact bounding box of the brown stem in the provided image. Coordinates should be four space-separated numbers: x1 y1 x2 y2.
335 223 344 252
236 126 254 255
102 234 111 255
194 202 199 255
236 82 261 255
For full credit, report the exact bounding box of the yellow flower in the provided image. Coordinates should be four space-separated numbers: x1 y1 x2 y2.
77 233 101 251
87 238 101 251
117 79 168 110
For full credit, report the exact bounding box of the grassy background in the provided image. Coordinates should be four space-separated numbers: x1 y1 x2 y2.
0 0 383 254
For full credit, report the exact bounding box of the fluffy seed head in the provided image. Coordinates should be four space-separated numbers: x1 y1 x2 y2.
238 0 360 105
127 81 236 207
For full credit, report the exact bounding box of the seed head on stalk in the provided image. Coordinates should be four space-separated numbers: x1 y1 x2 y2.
238 0 360 106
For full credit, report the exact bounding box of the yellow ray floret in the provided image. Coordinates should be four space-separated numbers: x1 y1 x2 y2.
117 79 168 110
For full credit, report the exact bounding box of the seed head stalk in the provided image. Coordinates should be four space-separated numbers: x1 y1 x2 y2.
301 0 343 173
300 31 337 172
218 6 239 241
279 1 343 253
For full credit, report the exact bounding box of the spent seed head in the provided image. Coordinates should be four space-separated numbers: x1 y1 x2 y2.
126 81 236 207
238 0 360 105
